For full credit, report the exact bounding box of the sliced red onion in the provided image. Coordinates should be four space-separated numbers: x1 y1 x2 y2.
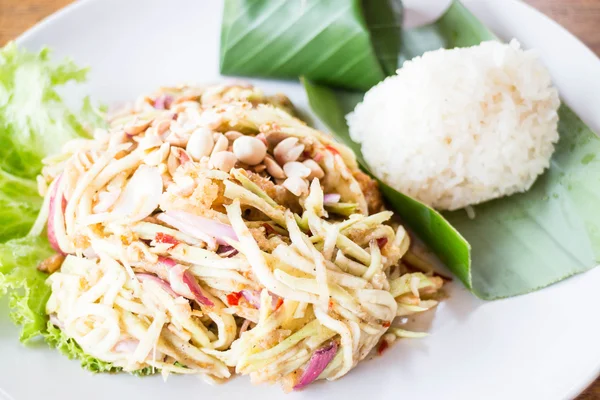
182 271 214 306
47 174 66 254
239 319 252 335
112 165 163 222
164 210 237 245
153 94 174 110
168 264 194 297
136 273 177 297
157 213 217 248
240 290 282 310
158 256 176 268
323 193 341 204
241 290 261 309
293 341 338 390
217 245 238 257
159 257 214 307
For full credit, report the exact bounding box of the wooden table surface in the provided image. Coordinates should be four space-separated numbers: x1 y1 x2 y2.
1 0 599 398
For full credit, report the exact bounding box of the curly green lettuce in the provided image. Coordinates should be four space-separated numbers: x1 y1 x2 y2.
0 43 132 374
0 235 54 342
0 42 93 179
0 170 42 242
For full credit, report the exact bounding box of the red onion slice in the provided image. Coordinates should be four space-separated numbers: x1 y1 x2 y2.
241 290 261 308
323 193 341 204
217 245 238 257
47 174 66 254
182 271 214 306
158 256 176 268
157 213 217 248
168 264 194 297
159 257 214 307
293 341 338 390
239 319 252 335
240 290 282 310
166 210 237 245
136 273 177 297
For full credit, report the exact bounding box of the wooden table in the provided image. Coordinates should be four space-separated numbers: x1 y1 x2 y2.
0 0 599 398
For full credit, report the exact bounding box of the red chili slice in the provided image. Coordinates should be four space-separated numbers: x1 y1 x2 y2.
377 340 389 355
263 223 276 236
376 237 388 249
325 145 340 155
273 297 284 310
155 232 179 247
226 292 243 306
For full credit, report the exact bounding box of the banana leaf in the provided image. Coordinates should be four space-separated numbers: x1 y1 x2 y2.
220 0 600 299
220 0 402 91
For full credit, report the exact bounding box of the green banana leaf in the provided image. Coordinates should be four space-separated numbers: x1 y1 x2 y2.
220 0 600 299
220 0 402 91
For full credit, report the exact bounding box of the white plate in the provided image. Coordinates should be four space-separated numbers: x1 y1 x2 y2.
2 0 600 399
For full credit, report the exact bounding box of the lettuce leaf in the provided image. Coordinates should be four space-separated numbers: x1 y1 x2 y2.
0 169 43 242
0 42 96 341
0 42 92 180
0 44 121 371
44 322 122 373
0 235 55 342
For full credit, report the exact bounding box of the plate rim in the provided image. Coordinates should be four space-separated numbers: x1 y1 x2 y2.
8 0 600 398
15 0 97 46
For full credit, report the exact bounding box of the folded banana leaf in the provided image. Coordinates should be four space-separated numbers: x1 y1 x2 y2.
220 0 600 299
220 0 402 91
